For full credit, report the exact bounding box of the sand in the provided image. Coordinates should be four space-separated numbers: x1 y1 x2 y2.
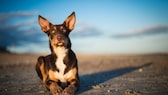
0 53 168 95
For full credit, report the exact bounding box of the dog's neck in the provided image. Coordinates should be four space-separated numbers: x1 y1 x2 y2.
52 47 68 58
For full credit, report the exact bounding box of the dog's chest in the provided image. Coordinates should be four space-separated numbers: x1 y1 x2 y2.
56 55 66 76
54 47 67 82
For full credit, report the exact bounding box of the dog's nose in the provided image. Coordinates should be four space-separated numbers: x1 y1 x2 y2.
57 35 62 41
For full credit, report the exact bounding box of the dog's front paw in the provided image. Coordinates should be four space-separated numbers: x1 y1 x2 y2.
62 85 76 95
50 83 63 95
51 88 63 95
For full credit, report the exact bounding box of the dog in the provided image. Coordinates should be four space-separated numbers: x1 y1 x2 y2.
36 12 80 95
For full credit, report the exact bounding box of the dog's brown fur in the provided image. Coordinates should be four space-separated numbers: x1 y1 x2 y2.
36 12 80 95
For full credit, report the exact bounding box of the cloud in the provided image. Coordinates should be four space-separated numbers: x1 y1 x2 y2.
0 12 104 53
71 22 102 37
0 11 38 25
110 25 168 38
0 11 47 51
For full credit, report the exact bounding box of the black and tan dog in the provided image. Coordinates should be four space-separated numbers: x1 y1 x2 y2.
36 12 80 95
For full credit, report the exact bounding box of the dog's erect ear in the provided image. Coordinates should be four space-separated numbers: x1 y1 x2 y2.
38 15 51 33
64 12 76 31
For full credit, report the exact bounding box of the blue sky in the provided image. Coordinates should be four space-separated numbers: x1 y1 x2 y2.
0 0 168 54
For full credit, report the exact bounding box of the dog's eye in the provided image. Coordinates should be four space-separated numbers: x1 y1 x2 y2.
62 29 66 33
51 30 55 33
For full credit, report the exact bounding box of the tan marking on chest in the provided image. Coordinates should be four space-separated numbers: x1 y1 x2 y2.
49 68 77 82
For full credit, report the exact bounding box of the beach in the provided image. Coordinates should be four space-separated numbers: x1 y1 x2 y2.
0 53 168 95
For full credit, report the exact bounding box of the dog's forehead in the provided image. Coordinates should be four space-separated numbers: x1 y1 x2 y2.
52 25 65 30
51 25 66 34
53 26 57 30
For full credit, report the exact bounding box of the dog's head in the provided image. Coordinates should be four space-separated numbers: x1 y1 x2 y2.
38 12 76 49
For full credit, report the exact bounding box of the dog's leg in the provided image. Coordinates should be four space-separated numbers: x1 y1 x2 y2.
63 79 80 95
47 81 63 95
36 57 63 95
36 56 50 90
62 76 80 95
36 56 48 82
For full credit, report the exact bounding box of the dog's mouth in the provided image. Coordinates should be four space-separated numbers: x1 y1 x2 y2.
55 42 64 47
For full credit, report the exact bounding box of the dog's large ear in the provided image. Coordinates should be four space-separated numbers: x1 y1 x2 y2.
38 15 51 33
64 12 76 31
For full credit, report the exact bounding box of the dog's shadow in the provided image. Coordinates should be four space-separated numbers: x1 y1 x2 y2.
77 62 152 94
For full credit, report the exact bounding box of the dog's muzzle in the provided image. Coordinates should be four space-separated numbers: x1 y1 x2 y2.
56 42 64 47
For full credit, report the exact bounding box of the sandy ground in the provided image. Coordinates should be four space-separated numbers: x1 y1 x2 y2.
0 53 168 95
